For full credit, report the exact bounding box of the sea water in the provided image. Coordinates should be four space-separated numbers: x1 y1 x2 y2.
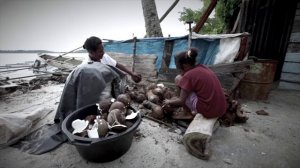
0 53 87 80
0 53 87 66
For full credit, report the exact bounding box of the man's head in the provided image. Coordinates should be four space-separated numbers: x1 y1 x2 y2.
175 47 198 72
83 36 104 61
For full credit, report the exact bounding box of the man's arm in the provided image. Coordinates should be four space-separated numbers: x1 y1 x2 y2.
116 63 142 83
163 88 190 107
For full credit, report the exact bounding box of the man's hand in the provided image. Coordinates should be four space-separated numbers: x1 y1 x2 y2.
162 99 171 109
131 73 142 83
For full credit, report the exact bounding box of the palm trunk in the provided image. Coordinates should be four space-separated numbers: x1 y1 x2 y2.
141 0 163 37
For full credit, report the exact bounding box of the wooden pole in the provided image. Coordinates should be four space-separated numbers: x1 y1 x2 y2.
0 67 32 73
1 73 51 81
186 21 193 48
193 0 218 33
52 46 83 60
132 37 137 72
0 65 32 69
159 0 180 23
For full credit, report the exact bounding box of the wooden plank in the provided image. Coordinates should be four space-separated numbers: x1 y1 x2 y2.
183 113 218 160
280 72 300 83
290 33 300 42
293 20 300 33
292 26 300 33
217 74 237 92
107 52 158 81
135 56 157 62
157 60 253 94
278 81 300 91
158 59 254 78
294 20 300 26
135 55 158 80
285 53 300 62
208 60 254 74
287 42 300 52
282 62 300 73
157 69 179 83
296 9 300 16
234 36 250 61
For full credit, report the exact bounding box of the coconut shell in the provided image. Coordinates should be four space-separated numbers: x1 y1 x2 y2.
107 109 126 126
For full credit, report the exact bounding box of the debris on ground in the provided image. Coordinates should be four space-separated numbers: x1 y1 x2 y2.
255 110 269 116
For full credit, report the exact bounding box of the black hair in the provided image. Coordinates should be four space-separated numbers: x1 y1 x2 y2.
83 36 102 53
175 47 198 70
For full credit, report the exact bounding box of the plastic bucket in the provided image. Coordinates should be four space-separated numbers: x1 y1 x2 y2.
61 104 142 162
238 59 278 100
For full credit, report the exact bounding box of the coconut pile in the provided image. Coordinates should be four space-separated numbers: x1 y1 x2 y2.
70 80 250 139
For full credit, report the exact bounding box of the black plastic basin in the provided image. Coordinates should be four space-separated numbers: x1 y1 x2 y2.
61 104 141 162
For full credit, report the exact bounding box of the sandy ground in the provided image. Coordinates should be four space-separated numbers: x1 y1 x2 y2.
0 82 300 168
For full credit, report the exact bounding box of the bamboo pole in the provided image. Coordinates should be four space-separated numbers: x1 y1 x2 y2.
159 0 180 23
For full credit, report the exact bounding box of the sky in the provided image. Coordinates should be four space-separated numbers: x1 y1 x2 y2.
0 0 203 52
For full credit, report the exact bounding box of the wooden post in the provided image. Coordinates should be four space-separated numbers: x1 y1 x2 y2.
193 0 218 33
186 21 193 48
132 37 137 72
182 113 218 160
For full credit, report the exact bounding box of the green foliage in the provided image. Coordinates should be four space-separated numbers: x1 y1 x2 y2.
179 7 202 23
179 0 241 34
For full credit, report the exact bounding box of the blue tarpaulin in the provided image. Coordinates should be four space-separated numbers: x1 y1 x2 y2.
103 33 244 70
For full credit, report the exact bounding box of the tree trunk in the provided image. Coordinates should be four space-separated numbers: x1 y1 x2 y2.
141 0 163 37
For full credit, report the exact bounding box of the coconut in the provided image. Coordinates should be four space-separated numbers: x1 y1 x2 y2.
97 118 109 137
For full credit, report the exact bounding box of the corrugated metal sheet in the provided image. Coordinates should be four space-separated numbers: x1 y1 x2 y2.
242 0 298 80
